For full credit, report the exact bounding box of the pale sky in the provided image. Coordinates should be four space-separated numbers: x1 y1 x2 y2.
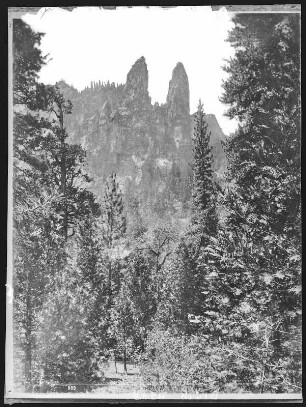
22 6 238 135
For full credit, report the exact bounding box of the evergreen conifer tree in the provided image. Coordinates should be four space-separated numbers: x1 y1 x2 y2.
12 20 57 391
12 19 101 391
201 14 301 391
172 101 219 329
192 101 213 212
98 173 128 365
191 101 218 240
102 173 127 251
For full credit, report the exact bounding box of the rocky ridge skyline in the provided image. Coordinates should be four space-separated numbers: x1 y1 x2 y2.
58 57 226 220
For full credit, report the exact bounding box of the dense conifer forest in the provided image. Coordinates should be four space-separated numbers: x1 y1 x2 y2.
12 13 301 394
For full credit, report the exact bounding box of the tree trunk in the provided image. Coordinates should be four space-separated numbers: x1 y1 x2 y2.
123 338 127 374
260 364 266 393
156 256 160 304
24 318 33 392
114 351 117 374
24 276 33 392
25 341 32 392
59 108 68 241
107 262 112 308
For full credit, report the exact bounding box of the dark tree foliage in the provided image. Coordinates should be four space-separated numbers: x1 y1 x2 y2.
190 101 219 247
127 250 156 350
101 172 127 305
220 14 300 239
191 101 214 214
198 13 302 392
94 173 129 367
168 102 219 332
12 20 101 391
102 172 127 249
38 84 101 240
77 214 106 362
13 19 46 107
12 19 54 391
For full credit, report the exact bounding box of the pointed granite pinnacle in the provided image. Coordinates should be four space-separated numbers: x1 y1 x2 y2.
167 62 190 123
123 56 151 108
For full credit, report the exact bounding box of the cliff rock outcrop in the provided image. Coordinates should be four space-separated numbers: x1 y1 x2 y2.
123 56 151 110
59 57 226 219
167 62 190 124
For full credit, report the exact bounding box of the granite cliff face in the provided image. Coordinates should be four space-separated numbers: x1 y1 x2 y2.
123 56 151 110
167 62 190 124
59 57 226 219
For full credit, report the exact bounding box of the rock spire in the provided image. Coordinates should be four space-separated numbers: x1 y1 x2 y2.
166 62 190 123
123 56 151 109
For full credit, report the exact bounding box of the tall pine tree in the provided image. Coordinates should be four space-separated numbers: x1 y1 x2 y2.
201 14 301 392
12 19 101 391
191 100 218 244
12 20 57 391
173 101 219 325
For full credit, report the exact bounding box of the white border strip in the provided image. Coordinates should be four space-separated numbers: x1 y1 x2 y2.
6 10 14 401
5 392 303 401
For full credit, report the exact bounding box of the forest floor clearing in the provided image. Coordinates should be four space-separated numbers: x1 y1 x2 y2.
94 361 146 394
